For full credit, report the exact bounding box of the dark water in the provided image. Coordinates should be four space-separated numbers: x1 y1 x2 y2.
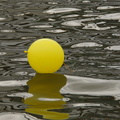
0 0 120 120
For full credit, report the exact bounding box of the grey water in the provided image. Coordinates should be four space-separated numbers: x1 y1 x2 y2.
0 0 120 120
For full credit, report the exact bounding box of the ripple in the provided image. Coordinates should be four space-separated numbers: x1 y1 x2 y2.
15 72 28 75
112 33 120 36
96 13 120 20
44 8 81 14
48 2 58 4
84 10 93 13
61 75 120 100
38 98 63 101
46 29 66 33
0 30 15 33
11 58 27 61
108 66 120 70
0 112 39 120
70 103 101 107
0 18 6 21
21 37 36 39
105 45 120 51
62 18 95 26
48 18 56 21
97 6 120 10
61 14 79 18
82 0 90 3
83 23 116 30
14 13 25 16
62 20 83 26
83 14 98 17
30 25 53 28
71 42 102 48
97 21 106 25
0 80 27 87
100 65 120 70
8 92 33 99
29 73 36 76
9 93 69 101
1 40 28 46
0 52 6 55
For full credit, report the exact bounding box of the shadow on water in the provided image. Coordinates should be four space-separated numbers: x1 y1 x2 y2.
24 73 69 120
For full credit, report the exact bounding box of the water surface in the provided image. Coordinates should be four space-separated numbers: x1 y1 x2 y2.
0 0 120 120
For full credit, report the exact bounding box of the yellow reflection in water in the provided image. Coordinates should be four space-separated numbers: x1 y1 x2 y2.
24 73 69 120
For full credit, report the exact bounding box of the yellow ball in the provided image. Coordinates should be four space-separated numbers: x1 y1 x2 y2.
26 38 64 73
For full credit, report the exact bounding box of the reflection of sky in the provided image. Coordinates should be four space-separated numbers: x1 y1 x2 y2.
62 75 120 99
1 74 120 119
0 112 38 120
5 74 120 101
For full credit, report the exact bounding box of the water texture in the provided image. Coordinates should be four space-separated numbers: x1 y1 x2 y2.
0 0 120 120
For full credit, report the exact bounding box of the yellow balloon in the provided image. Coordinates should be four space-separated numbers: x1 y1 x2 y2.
26 38 64 73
